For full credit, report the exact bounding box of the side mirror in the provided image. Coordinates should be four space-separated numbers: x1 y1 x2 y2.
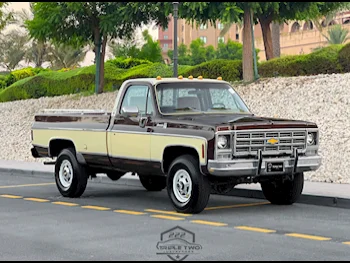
121 106 139 118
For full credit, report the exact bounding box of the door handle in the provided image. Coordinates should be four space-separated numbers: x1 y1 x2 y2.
147 128 154 133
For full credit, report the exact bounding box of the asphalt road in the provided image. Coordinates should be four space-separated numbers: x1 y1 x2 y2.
0 172 349 261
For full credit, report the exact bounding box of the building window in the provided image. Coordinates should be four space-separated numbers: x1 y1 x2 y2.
235 33 239 40
200 23 207 30
218 37 224 43
163 43 169 51
164 26 168 32
182 25 184 32
182 38 184 44
218 22 224 30
164 35 168 40
200 36 207 44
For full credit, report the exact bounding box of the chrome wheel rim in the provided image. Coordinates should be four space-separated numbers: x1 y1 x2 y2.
173 169 192 204
59 160 73 190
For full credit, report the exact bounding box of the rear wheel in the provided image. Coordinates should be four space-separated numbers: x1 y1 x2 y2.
260 172 304 205
55 148 88 198
167 154 211 214
139 175 166 191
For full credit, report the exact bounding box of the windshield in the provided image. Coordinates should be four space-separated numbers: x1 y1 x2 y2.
155 82 250 115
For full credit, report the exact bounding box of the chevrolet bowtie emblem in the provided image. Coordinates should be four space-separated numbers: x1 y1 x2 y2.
267 138 279 145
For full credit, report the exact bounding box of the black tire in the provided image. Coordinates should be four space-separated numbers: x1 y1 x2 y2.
167 154 211 214
139 175 166 191
54 148 88 198
106 171 124 181
260 172 304 205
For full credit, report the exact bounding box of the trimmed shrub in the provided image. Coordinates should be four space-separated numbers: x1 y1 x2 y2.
0 62 174 102
181 59 242 82
259 45 343 77
4 67 51 87
338 42 350 72
107 57 152 69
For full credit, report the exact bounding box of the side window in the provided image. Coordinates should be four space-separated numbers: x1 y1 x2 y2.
120 85 154 115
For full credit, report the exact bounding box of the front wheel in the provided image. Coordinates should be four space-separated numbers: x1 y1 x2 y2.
167 154 211 214
55 148 88 198
260 172 304 205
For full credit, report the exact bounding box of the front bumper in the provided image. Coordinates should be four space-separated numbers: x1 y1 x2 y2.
207 151 321 177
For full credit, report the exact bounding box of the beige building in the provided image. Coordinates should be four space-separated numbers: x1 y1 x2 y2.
159 11 350 62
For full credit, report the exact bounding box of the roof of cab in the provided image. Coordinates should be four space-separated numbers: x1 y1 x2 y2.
122 77 230 86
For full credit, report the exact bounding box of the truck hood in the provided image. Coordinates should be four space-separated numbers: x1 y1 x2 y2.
165 113 317 130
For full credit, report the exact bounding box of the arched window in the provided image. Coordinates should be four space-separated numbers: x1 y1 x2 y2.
291 22 301 33
303 21 314 30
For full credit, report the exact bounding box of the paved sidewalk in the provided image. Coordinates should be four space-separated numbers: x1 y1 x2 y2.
0 160 349 208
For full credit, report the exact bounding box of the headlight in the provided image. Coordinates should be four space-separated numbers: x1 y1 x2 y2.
217 135 229 149
307 132 316 145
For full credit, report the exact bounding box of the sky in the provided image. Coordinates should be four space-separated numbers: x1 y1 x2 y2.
5 2 159 67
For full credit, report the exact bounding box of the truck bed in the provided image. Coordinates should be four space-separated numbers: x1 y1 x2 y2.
31 109 112 162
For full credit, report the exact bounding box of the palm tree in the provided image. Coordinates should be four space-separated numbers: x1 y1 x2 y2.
13 3 50 68
325 24 349 44
47 44 88 70
0 30 28 70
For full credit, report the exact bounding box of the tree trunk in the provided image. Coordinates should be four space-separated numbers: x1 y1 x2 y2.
242 6 254 83
271 21 281 58
98 35 107 94
259 16 274 61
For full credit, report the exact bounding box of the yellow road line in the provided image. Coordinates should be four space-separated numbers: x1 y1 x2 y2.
145 209 192 216
52 201 79 207
151 214 185 221
24 197 50 203
342 241 350 245
0 183 55 189
81 205 111 211
114 210 146 215
235 226 276 233
0 194 23 199
285 233 331 241
205 202 270 211
191 220 228 227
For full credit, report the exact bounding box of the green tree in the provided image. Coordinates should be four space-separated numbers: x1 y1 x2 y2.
138 30 163 63
189 38 207 65
167 43 192 65
205 45 216 61
0 30 28 70
216 39 243 60
26 2 168 93
47 44 88 70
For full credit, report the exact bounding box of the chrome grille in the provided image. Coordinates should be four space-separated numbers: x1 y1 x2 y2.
233 130 307 156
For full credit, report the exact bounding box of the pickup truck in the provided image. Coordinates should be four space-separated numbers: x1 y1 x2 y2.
30 76 322 214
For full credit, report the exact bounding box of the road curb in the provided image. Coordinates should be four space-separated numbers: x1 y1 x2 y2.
1 167 350 209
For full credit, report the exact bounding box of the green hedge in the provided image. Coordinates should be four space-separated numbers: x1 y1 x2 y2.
107 57 152 69
338 43 350 72
258 45 343 77
181 59 242 82
0 62 175 102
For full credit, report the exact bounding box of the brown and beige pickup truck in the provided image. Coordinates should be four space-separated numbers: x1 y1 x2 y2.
30 76 322 213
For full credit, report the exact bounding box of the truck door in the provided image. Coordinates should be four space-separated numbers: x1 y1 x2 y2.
107 83 155 174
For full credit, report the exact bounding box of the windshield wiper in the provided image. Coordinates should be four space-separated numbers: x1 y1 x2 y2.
174 107 200 111
208 107 231 110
